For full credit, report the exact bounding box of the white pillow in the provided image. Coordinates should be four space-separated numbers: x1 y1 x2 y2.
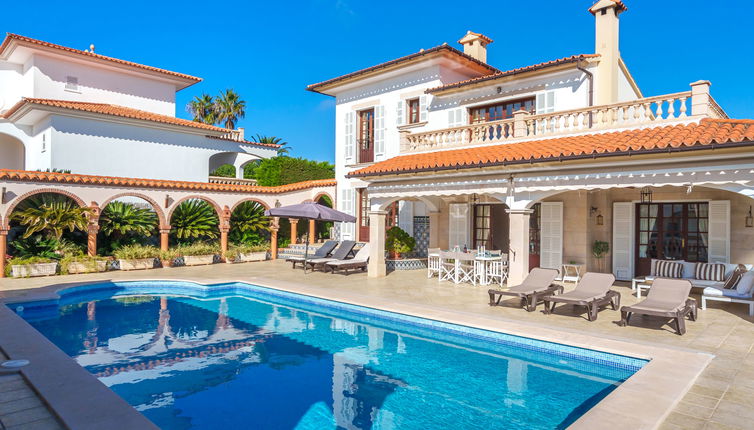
735 271 754 295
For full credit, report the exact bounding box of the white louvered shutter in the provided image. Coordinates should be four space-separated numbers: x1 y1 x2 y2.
612 202 635 280
447 108 465 128
344 111 355 163
398 201 414 236
708 200 730 263
539 202 563 270
396 100 404 126
419 95 428 122
374 105 385 160
339 188 356 240
448 203 469 249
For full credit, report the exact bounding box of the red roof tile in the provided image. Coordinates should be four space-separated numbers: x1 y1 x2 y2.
0 33 201 84
348 119 754 177
0 169 336 194
3 98 230 133
427 54 600 93
307 44 499 94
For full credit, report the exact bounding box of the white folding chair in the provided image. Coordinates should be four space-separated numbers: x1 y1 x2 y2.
486 258 506 287
456 253 476 285
427 248 441 278
439 251 457 283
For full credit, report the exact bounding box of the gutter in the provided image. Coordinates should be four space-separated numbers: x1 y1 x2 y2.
576 61 594 127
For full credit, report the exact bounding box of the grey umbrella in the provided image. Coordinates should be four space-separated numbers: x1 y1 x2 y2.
265 202 357 272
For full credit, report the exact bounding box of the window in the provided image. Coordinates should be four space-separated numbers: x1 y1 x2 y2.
473 204 491 249
65 76 79 91
469 97 535 124
358 108 375 163
407 98 420 124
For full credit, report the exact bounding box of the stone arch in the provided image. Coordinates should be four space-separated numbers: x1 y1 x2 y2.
99 192 168 229
312 192 335 207
374 196 440 213
166 195 224 222
230 198 270 213
0 133 25 171
3 188 87 229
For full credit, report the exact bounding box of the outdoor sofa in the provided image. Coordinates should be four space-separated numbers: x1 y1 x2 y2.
488 268 560 311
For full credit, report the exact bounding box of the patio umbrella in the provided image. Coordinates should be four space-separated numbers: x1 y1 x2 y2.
265 202 356 273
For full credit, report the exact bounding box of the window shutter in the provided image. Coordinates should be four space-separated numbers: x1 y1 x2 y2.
419 95 428 122
612 202 635 280
456 108 465 126
374 105 385 160
539 202 563 270
344 112 355 163
448 203 469 249
398 201 414 237
448 108 464 128
546 91 555 112
396 101 404 126
708 200 730 263
340 188 356 240
536 93 545 115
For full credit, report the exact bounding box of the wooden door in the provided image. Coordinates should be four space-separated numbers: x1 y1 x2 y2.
358 189 370 242
358 109 375 163
529 203 541 270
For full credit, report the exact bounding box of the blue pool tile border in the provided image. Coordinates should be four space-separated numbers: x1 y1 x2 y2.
12 280 648 373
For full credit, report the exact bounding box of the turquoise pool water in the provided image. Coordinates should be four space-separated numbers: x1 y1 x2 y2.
14 281 645 429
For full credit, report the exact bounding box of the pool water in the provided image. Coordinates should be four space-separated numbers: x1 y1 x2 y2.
15 281 645 430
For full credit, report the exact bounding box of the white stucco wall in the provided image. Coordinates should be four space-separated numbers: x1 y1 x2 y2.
48 116 275 182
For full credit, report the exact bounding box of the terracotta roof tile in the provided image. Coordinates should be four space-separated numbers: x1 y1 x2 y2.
348 119 754 177
0 169 336 194
427 54 600 93
306 44 499 94
589 0 628 14
3 98 229 133
0 33 201 84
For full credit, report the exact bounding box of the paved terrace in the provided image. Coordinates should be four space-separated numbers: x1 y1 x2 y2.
1 261 752 430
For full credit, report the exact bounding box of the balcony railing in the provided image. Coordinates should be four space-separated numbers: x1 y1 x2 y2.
208 176 258 185
401 82 727 153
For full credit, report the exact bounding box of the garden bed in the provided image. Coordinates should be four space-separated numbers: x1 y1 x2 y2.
10 262 59 278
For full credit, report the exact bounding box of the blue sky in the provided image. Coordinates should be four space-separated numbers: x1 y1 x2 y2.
2 1 753 163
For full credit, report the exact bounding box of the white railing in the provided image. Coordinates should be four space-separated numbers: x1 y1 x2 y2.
208 176 258 185
401 83 727 153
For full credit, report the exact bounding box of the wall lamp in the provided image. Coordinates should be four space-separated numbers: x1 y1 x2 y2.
590 206 604 226
747 206 753 228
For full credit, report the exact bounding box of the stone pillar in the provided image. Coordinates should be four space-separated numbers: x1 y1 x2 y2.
367 211 387 278
159 228 170 252
309 219 316 244
87 223 99 257
513 109 529 137
220 228 229 254
270 217 280 260
507 208 532 286
398 129 411 153
428 211 441 249
690 80 711 117
289 219 298 245
0 230 7 278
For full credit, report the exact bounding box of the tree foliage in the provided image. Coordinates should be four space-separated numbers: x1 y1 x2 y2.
210 164 236 178
187 93 217 124
214 89 246 129
170 199 219 243
253 156 334 186
229 201 269 245
11 194 92 239
255 134 291 156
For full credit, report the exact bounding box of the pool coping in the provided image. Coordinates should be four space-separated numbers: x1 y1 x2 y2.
2 276 713 430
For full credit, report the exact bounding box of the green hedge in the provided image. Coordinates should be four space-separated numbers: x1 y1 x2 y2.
253 156 334 186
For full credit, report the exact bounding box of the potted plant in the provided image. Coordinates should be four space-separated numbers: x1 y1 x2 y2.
60 254 109 275
226 243 270 263
174 243 221 266
592 240 610 273
385 226 416 259
8 256 58 278
113 244 160 270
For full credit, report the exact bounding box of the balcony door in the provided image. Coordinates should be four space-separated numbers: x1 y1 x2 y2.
635 202 709 276
358 108 375 163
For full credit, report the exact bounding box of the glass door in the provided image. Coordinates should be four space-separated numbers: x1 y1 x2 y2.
473 205 491 249
359 189 370 242
358 109 375 163
529 203 541 270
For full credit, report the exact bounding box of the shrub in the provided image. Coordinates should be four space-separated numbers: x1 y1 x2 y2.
227 242 269 255
210 164 236 178
230 201 269 245
11 194 92 239
5 256 57 277
172 242 221 257
170 199 219 244
385 226 415 257
59 255 109 275
10 235 82 259
113 244 161 260
253 156 334 186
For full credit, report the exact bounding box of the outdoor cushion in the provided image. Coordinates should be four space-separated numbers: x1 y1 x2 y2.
704 285 753 299
681 261 697 279
696 263 726 281
691 279 724 289
723 264 749 289
735 271 754 295
656 260 683 278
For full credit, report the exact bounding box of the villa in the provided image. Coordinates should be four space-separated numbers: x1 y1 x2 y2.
307 0 754 286
1 1 754 430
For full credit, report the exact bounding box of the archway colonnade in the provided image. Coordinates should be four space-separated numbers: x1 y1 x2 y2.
0 169 335 277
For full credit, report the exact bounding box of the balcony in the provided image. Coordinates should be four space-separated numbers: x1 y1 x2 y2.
400 81 728 153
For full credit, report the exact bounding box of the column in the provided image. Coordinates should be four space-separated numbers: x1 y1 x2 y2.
0 230 7 278
367 211 387 278
289 219 298 245
87 223 99 257
690 80 711 117
159 228 170 252
428 211 440 249
507 208 532 286
270 218 279 260
220 228 229 255
309 219 316 244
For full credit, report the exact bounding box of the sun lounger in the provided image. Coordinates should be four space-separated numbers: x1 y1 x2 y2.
305 240 356 271
618 278 696 335
325 243 370 274
488 268 560 311
543 272 618 321
286 240 338 268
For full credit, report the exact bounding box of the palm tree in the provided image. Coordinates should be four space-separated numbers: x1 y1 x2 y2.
11 194 92 239
254 134 291 156
187 94 217 124
215 89 246 129
230 201 269 245
100 201 158 240
170 199 219 243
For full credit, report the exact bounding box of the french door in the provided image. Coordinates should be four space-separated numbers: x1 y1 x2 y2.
358 109 375 163
529 203 541 270
358 189 398 242
635 202 709 275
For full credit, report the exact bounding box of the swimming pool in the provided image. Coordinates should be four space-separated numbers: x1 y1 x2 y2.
13 281 646 429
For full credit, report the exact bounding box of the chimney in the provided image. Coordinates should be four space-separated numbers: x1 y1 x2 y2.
589 0 627 105
458 31 493 63
237 127 245 141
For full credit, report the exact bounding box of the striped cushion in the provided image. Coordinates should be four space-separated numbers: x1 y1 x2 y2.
655 260 683 278
696 263 726 281
723 265 748 289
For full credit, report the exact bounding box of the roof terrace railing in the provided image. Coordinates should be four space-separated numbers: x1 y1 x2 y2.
401 81 727 153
